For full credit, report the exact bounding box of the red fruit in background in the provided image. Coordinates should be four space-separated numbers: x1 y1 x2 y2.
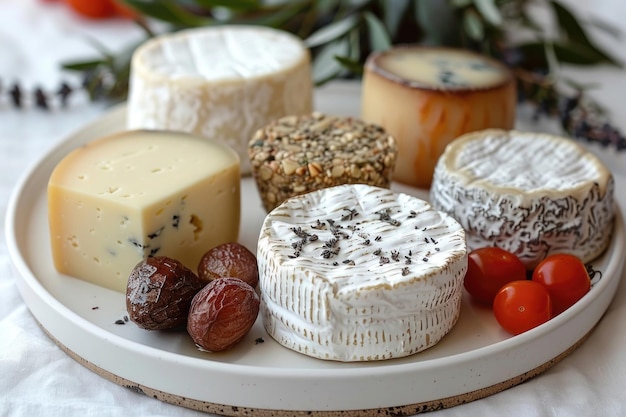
65 0 116 19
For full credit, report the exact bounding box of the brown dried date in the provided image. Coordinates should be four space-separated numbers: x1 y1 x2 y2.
197 242 259 288
126 256 204 330
187 277 260 352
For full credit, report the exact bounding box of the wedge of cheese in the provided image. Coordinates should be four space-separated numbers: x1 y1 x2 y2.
126 25 313 175
258 184 467 362
361 46 516 189
430 129 615 270
48 130 240 293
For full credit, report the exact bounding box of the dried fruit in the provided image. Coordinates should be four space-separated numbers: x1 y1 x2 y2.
126 256 204 330
187 277 260 352
197 242 259 288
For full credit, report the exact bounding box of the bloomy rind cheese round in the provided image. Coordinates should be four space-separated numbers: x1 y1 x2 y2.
126 25 313 174
257 184 467 362
429 129 615 270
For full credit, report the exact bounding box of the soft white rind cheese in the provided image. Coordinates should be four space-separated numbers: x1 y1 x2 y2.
258 184 467 362
127 25 313 174
429 129 615 269
48 130 240 293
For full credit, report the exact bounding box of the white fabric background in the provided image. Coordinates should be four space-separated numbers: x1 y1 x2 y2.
1 1 626 416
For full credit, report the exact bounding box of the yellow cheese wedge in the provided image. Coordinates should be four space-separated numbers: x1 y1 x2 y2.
48 130 241 293
361 46 516 189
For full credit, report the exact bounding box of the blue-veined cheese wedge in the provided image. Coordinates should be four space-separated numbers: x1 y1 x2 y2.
126 25 313 175
48 130 240 293
430 129 615 269
257 184 467 362
361 46 516 189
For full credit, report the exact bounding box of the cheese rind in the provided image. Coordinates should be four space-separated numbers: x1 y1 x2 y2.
126 25 313 174
429 129 615 269
48 130 241 293
258 184 467 361
361 46 516 189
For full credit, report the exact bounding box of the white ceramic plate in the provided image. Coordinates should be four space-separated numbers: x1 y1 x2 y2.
6 83 626 416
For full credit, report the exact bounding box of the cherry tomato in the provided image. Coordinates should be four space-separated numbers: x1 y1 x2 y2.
463 247 527 305
65 0 116 19
493 280 552 335
532 253 590 315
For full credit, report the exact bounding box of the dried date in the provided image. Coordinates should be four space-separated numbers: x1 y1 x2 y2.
126 256 204 330
197 242 259 288
187 277 260 352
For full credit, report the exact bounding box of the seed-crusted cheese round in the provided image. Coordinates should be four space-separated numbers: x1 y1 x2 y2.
429 129 615 270
126 25 313 174
361 46 516 189
248 112 398 212
258 184 467 362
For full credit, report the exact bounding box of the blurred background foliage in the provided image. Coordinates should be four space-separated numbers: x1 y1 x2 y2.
15 0 626 148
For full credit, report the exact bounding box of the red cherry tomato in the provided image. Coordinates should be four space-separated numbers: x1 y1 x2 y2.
463 247 527 305
65 0 116 19
493 280 552 335
532 253 590 315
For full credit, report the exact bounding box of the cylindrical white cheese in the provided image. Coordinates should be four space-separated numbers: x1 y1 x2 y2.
258 184 467 362
127 25 313 174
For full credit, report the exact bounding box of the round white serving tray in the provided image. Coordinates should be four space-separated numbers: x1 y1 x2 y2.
6 83 626 416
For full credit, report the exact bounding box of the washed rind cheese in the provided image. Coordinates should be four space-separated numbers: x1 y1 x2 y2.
48 130 240 293
361 46 516 189
258 184 467 362
248 112 398 212
429 129 615 270
126 25 313 175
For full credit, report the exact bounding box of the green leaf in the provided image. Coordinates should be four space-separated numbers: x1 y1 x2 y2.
414 0 460 45
121 0 213 27
450 0 472 7
379 0 410 37
472 0 502 27
61 59 109 72
311 37 350 84
553 41 623 67
335 55 364 74
305 14 359 48
463 9 484 41
191 0 260 10
364 11 391 51
550 1 590 46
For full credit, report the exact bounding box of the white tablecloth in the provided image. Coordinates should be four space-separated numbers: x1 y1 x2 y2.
2 1 626 416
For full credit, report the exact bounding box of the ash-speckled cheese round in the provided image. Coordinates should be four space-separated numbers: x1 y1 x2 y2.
126 25 313 174
258 184 467 362
361 46 516 189
429 129 615 269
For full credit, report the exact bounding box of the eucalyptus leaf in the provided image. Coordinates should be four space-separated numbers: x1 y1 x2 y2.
450 0 472 7
62 60 109 72
463 9 484 41
364 11 391 51
335 55 364 74
305 14 359 47
190 0 260 10
379 0 410 37
414 0 460 46
553 41 623 67
121 0 213 27
472 0 502 27
311 37 351 85
550 1 590 46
